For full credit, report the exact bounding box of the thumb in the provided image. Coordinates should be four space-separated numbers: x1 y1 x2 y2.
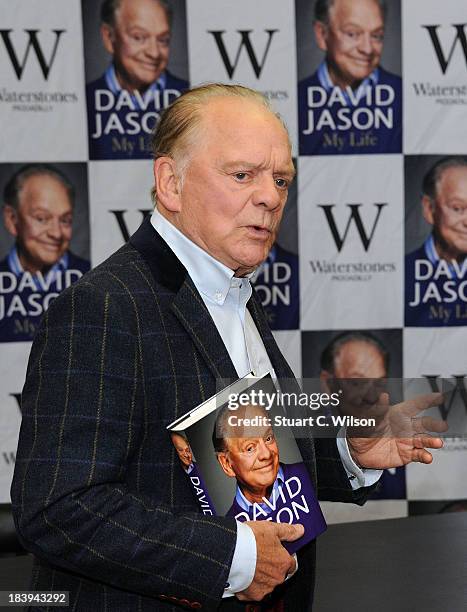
274 522 305 542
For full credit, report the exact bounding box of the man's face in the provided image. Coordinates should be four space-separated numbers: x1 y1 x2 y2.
314 0 385 88
4 174 73 274
423 166 467 260
172 98 295 276
172 434 193 468
102 0 170 92
329 340 387 410
220 406 280 499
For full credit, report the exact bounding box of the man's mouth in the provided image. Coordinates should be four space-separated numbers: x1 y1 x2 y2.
139 62 162 71
245 225 272 240
255 462 274 472
40 243 61 251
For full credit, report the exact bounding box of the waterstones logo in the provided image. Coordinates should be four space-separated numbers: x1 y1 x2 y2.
309 203 395 282
319 203 386 252
423 375 467 422
423 24 467 75
0 29 65 80
412 24 467 105
0 29 79 112
208 29 278 79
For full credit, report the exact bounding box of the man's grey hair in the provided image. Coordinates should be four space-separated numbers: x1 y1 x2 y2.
3 164 75 211
100 0 172 27
422 156 467 203
150 83 290 204
320 331 389 375
314 0 387 24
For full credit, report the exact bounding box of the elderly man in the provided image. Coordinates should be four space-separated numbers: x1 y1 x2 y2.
405 156 467 326
298 0 402 155
12 84 443 611
86 0 188 159
1 164 89 342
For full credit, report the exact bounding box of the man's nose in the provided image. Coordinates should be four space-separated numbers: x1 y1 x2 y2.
46 219 62 240
256 439 272 460
252 176 282 210
357 33 373 55
144 38 161 60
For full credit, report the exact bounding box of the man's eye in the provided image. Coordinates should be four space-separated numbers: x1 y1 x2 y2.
131 34 147 43
245 445 255 454
275 178 288 189
265 434 274 444
234 173 248 181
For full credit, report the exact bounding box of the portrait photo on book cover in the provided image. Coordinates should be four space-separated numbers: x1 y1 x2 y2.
404 155 467 327
0 163 90 343
296 0 402 156
82 0 189 160
177 394 326 554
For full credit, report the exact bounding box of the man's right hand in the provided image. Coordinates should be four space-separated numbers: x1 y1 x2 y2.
236 522 304 602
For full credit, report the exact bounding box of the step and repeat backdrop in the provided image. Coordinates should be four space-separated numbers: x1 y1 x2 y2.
1 0 466 523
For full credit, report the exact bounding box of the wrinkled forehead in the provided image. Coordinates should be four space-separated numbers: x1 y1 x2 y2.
193 97 293 170
224 404 272 442
334 340 386 376
329 0 385 27
114 0 170 28
435 165 467 201
18 174 72 210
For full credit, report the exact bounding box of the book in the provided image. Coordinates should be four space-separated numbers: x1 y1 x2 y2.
167 373 327 553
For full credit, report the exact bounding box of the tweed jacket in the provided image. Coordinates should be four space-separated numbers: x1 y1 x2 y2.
11 218 376 611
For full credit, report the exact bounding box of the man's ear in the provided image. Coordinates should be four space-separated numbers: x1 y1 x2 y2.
100 23 115 56
422 195 435 226
216 452 236 479
3 205 19 238
153 157 182 213
313 21 329 53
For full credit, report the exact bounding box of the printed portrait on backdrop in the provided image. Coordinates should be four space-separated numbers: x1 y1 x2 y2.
405 156 467 327
0 164 90 343
303 329 406 499
296 0 402 156
83 0 189 159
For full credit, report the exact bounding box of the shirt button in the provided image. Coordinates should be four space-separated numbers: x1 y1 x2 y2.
215 292 223 303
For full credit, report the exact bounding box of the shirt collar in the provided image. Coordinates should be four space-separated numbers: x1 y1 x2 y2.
317 60 379 103
104 64 167 106
7 245 68 287
151 208 253 305
234 465 285 513
424 233 457 277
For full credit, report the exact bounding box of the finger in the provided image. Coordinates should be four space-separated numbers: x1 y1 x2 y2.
413 435 444 450
395 393 444 417
274 522 304 542
411 417 448 434
411 448 434 464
